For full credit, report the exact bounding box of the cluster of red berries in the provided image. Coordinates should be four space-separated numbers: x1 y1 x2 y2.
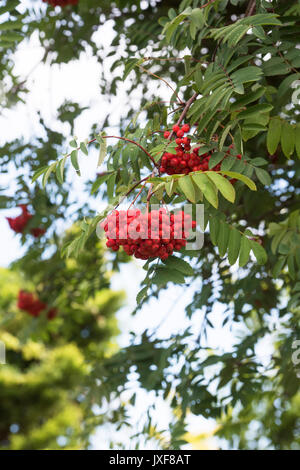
101 208 196 260
160 124 241 175
17 290 57 320
43 0 78 7
6 205 46 238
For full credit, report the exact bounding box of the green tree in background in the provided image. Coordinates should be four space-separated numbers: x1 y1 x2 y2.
0 231 124 449
1 0 300 450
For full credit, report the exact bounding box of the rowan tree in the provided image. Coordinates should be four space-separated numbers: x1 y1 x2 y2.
0 0 300 450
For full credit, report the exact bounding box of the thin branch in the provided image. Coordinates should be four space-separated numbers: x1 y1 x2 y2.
138 65 184 105
143 56 208 66
114 175 152 211
245 0 256 17
104 136 158 167
129 178 148 208
168 91 199 141
201 0 218 9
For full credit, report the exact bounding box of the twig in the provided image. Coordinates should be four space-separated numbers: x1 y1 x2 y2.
200 0 217 9
143 56 209 66
138 65 184 105
168 91 199 141
245 0 256 17
114 175 152 211
129 178 148 208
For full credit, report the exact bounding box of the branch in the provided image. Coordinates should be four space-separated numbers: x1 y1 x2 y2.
245 0 256 17
138 65 184 105
168 91 199 141
201 0 217 9
114 175 152 211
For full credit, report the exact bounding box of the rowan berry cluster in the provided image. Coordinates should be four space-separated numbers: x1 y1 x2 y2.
43 0 78 7
6 205 46 238
101 208 196 260
160 124 241 175
17 290 57 320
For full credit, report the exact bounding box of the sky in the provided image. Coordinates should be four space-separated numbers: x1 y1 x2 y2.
0 2 274 450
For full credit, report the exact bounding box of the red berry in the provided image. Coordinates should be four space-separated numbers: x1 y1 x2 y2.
43 0 79 7
6 205 46 238
103 210 196 261
172 125 180 133
164 131 170 139
17 290 57 320
176 130 184 138
181 124 190 133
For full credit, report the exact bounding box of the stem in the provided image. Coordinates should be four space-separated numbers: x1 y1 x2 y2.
201 0 217 9
168 91 199 141
114 175 152 211
138 65 184 105
245 0 256 17
129 178 148 208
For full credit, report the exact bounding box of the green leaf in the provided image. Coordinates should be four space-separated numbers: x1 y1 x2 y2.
42 162 57 188
98 138 107 167
178 175 196 203
255 168 272 186
231 66 262 85
221 155 237 171
230 87 265 111
281 122 295 158
91 172 113 195
165 179 177 197
295 126 300 159
190 8 205 28
287 254 296 279
243 123 266 132
219 171 257 191
152 267 186 286
272 257 286 278
206 172 236 203
192 173 218 208
209 152 225 169
209 217 220 246
219 126 232 150
239 236 251 267
250 240 267 265
0 1 19 15
107 173 116 200
251 157 268 166
164 256 194 276
71 150 80 175
56 156 67 184
217 222 230 257
0 19 23 31
80 142 89 156
228 228 241 265
32 166 48 183
123 58 143 80
69 139 78 148
136 287 148 304
238 103 273 120
267 118 281 155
